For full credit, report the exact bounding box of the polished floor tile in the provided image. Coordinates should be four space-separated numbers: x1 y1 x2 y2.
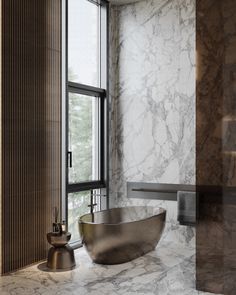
0 239 222 295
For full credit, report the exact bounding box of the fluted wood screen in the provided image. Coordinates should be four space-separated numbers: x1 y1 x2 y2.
1 0 61 273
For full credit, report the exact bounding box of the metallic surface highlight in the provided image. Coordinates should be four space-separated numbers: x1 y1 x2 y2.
46 233 76 270
79 206 166 264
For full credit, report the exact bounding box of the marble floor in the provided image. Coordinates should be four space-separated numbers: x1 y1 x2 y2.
0 240 221 295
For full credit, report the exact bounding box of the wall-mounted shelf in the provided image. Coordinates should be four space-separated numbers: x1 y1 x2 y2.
127 182 230 201
127 182 195 201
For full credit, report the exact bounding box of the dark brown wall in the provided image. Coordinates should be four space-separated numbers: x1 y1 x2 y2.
1 0 61 273
196 0 224 292
222 0 236 293
196 0 236 294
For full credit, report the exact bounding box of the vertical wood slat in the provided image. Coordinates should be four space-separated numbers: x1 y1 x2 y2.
1 0 61 274
0 0 2 274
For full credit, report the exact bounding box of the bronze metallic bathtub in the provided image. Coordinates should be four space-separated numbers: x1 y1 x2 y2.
79 206 166 264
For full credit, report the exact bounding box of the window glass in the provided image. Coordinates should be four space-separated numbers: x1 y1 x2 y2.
68 92 99 183
66 0 107 246
68 0 100 87
68 190 101 243
68 191 91 242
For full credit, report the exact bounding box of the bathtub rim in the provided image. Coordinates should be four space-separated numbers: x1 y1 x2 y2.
78 206 166 226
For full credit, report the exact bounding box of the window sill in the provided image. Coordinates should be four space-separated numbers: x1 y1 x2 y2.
69 240 83 250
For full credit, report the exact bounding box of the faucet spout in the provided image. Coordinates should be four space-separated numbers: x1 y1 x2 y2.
88 190 98 214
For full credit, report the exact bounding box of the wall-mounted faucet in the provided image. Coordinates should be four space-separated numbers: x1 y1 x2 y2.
88 191 107 214
88 190 98 214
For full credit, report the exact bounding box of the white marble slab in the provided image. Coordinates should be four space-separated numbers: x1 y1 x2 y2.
109 0 196 247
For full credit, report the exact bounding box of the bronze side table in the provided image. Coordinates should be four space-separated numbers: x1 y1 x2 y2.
47 232 76 270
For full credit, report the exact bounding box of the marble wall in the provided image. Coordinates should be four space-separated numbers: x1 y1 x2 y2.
109 0 196 245
223 1 236 293
196 0 236 294
195 0 224 291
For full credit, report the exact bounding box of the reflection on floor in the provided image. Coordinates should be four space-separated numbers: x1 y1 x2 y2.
0 240 222 295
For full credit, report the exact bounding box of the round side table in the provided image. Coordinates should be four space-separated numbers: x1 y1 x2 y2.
47 232 76 270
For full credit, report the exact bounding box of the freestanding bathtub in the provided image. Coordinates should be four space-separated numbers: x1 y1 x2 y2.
79 206 166 264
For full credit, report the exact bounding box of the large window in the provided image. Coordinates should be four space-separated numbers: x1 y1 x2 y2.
66 0 108 244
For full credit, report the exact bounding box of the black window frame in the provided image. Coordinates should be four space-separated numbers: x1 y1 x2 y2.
65 0 108 196
66 83 106 193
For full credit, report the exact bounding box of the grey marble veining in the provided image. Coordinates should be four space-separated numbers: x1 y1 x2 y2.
0 238 221 295
109 0 196 247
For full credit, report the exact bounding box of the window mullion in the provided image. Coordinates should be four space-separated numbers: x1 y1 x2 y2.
68 82 105 97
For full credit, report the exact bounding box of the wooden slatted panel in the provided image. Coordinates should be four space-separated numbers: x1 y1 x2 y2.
0 0 2 275
1 0 61 273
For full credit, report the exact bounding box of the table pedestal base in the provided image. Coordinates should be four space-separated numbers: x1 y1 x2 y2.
47 244 76 270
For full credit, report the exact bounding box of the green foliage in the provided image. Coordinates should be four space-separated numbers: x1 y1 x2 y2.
68 92 93 183
68 68 94 242
68 191 90 242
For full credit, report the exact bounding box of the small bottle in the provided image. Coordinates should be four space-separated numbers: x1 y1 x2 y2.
53 222 58 233
61 221 67 233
